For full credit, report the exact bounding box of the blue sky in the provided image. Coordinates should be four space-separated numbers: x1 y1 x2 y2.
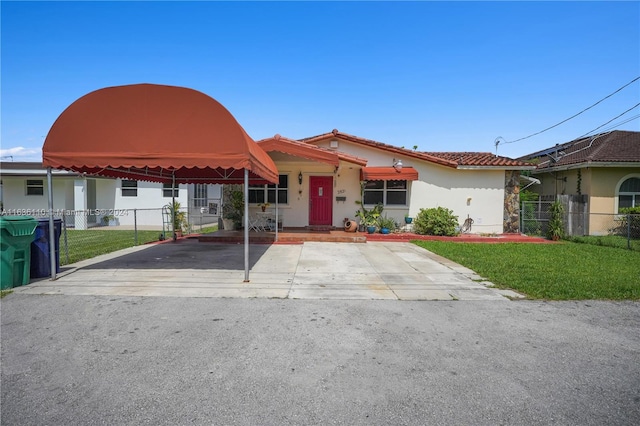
2 1 639 161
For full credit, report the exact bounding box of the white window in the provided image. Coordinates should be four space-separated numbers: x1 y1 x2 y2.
193 184 208 207
121 180 137 197
248 175 288 205
163 183 179 198
618 177 640 211
363 180 407 206
26 179 44 196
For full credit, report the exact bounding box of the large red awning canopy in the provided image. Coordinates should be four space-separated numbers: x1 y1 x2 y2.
42 84 278 185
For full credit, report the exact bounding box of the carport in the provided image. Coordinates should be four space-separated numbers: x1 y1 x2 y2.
42 83 279 281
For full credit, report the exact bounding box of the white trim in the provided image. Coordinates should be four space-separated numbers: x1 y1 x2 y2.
615 173 640 212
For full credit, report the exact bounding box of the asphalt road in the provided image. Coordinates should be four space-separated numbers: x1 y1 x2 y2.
2 295 639 425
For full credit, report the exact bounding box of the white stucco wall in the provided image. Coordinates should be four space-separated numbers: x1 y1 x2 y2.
108 179 188 227
409 164 505 233
1 175 188 228
313 139 507 233
1 176 71 213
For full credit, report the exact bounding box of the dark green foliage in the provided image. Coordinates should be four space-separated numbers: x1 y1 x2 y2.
519 190 539 202
546 201 564 240
615 207 640 239
413 207 459 236
377 215 396 231
223 188 244 228
355 202 383 227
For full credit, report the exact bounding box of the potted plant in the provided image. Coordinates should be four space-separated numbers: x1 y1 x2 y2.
101 214 118 226
355 201 383 234
377 215 396 234
258 202 271 212
222 186 244 230
404 213 413 224
169 201 188 237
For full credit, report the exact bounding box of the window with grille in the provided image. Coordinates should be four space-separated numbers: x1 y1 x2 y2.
162 183 179 198
363 180 407 206
248 175 288 205
121 180 137 197
193 184 208 207
618 177 640 211
26 179 44 196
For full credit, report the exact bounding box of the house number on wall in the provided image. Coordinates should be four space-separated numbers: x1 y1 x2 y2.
337 189 345 194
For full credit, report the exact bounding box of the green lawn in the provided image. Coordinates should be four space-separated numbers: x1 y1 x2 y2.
60 225 218 265
60 229 163 265
412 240 640 300
565 234 640 251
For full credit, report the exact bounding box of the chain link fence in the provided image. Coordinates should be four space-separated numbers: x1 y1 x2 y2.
521 201 639 251
573 213 640 251
12 201 221 266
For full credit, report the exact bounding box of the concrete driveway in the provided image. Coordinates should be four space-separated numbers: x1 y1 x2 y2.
17 240 521 300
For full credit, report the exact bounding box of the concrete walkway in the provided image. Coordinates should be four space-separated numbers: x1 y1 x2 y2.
17 240 522 300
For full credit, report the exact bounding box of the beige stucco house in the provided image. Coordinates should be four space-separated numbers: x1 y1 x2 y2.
519 130 640 235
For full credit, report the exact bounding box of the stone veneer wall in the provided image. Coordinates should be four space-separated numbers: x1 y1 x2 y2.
503 170 520 233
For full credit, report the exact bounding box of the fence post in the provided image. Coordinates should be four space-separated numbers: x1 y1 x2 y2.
627 214 631 250
134 209 138 246
63 212 70 264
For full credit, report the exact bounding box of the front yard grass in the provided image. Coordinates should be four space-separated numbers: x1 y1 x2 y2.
61 229 163 265
413 240 640 300
60 225 218 265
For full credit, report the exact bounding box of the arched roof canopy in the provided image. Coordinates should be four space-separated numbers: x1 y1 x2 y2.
42 83 278 185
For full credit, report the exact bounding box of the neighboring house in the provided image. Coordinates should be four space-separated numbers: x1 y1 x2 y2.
0 162 220 229
254 130 535 234
518 130 640 235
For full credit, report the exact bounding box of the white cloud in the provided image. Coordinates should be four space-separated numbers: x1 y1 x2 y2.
0 146 42 161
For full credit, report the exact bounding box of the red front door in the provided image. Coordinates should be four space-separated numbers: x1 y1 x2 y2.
309 176 333 225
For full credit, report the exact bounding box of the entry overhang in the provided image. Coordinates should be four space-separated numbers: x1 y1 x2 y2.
360 166 418 181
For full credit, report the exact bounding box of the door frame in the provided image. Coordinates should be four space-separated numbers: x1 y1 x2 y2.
308 175 333 226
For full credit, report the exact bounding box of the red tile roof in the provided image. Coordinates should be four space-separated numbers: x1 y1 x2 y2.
423 152 534 168
257 134 368 166
301 129 534 169
519 130 640 170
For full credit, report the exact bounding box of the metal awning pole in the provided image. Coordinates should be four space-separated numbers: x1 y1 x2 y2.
46 167 57 280
243 169 250 281
171 172 177 241
275 183 279 242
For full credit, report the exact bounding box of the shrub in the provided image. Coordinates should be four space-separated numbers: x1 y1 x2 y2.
547 201 565 241
615 207 640 239
413 207 459 236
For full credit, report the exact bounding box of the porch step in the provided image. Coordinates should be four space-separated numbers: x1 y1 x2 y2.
197 230 366 244
304 225 335 232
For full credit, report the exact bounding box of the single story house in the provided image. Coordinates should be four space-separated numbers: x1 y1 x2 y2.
3 130 536 235
0 162 220 229
249 129 535 234
518 130 640 235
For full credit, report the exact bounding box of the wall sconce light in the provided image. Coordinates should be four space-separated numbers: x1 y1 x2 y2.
393 159 403 171
298 171 303 185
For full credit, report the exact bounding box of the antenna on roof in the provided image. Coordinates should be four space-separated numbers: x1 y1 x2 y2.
493 137 505 156
1 156 13 161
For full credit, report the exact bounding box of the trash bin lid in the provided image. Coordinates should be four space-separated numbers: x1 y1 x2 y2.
0 216 38 236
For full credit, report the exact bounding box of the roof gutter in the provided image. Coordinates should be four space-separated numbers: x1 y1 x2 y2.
533 161 640 173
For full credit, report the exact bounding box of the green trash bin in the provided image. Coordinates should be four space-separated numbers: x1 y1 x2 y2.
1 216 38 290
